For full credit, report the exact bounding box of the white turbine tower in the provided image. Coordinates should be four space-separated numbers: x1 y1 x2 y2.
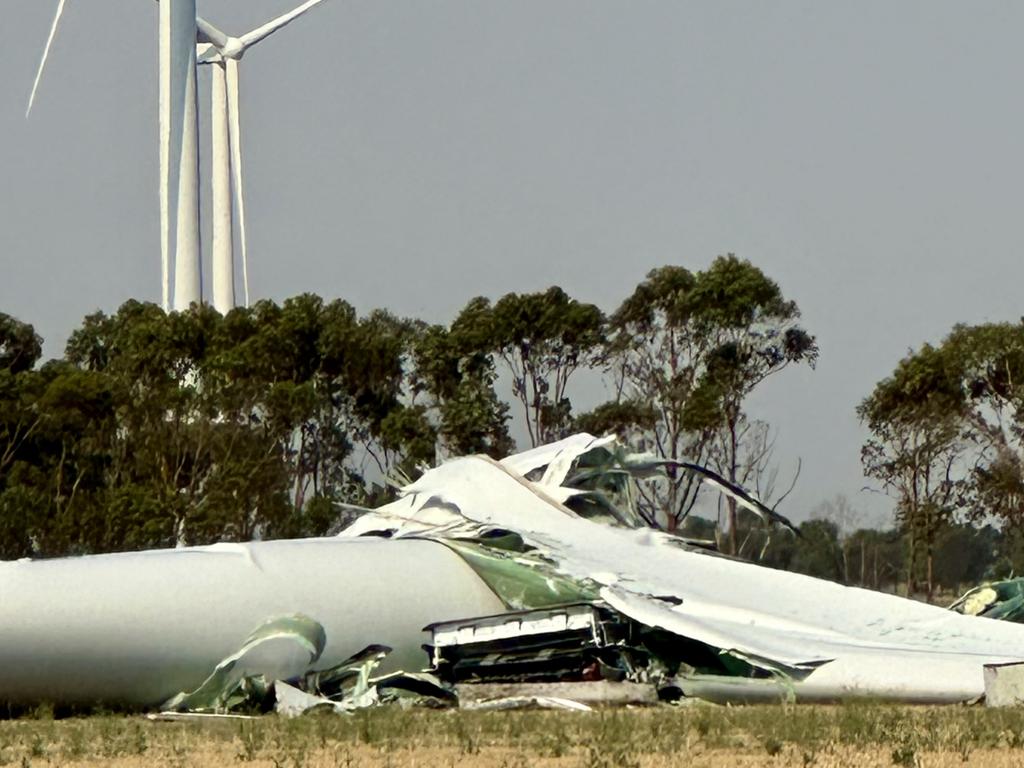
197 0 330 314
28 0 203 312
163 0 202 312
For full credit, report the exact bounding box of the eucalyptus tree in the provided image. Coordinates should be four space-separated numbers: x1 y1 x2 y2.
447 288 605 448
940 322 1024 528
0 314 45 559
858 343 974 597
591 256 817 544
410 312 512 459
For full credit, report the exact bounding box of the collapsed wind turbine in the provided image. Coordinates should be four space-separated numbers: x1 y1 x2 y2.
196 0 330 314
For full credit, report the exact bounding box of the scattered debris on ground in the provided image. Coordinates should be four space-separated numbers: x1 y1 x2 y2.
4 433 1024 713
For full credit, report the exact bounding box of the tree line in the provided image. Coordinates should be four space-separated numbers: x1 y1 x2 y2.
6 251 1023 600
0 255 822 559
859 321 1024 597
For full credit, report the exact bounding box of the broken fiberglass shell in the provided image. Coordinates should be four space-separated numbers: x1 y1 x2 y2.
340 436 1024 703
0 538 503 707
6 433 1024 709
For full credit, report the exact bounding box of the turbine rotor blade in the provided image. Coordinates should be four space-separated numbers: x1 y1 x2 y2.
211 62 235 313
26 0 68 117
239 0 330 50
226 59 250 307
196 43 222 66
196 17 229 49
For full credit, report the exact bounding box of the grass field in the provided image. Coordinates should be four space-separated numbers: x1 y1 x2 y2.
3 704 1024 766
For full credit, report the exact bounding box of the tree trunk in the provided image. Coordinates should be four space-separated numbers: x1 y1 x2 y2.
860 541 866 587
926 547 934 601
906 529 917 598
872 545 879 590
727 497 738 556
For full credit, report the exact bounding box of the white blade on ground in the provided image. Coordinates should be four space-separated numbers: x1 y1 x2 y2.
226 60 249 307
26 0 68 117
239 0 330 49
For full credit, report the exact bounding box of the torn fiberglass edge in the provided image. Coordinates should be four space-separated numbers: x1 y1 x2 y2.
3 432 1024 711
951 578 1024 623
340 433 1024 703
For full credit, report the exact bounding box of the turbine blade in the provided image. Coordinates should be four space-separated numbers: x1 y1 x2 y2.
226 60 250 307
196 17 229 49
196 43 221 66
239 0 330 49
26 0 68 117
211 62 235 313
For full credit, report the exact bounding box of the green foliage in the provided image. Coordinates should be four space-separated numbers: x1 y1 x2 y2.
410 320 512 458
856 321 1024 593
787 519 844 582
0 298 438 557
0 257 813 561
0 314 42 375
448 287 605 447
596 255 816 536
941 322 1024 527
859 342 975 596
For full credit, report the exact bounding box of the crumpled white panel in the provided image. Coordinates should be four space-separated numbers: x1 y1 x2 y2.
343 450 1024 701
499 433 616 485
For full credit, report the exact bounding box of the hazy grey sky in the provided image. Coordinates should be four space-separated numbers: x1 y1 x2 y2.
3 1 1023 525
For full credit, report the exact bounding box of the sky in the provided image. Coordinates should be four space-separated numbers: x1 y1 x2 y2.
2 1 1023 527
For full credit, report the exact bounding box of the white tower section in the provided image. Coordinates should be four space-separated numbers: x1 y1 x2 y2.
163 0 203 311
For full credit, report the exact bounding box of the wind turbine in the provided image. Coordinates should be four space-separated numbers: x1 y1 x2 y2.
163 0 202 312
28 0 203 312
196 0 331 314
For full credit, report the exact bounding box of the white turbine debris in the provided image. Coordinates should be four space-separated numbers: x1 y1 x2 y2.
197 0 331 314
0 539 502 706
3 433 1024 711
341 434 1024 703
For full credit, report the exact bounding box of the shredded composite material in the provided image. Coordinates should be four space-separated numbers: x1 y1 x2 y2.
1 433 1023 709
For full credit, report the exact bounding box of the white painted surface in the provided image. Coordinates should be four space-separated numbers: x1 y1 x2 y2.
343 435 1024 702
164 0 202 311
210 61 235 313
198 2 330 313
0 538 503 706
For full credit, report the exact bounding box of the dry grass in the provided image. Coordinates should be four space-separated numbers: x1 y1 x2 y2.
3 704 1024 766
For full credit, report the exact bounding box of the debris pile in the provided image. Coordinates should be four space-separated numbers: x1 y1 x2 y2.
4 433 1024 712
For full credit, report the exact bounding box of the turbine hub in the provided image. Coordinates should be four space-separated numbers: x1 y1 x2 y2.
222 38 246 60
